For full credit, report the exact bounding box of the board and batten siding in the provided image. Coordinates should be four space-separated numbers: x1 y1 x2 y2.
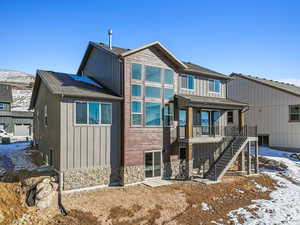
82 47 123 96
228 76 300 150
178 76 226 98
60 98 121 171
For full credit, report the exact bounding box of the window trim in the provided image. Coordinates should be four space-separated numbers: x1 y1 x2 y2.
74 100 112 126
131 63 142 81
289 105 300 122
145 86 162 99
180 74 195 90
164 69 174 85
227 111 234 124
131 84 142 97
208 79 221 93
144 150 162 179
131 100 143 126
144 65 162 83
163 103 174 127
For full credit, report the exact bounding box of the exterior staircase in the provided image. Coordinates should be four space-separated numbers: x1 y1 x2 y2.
204 136 248 181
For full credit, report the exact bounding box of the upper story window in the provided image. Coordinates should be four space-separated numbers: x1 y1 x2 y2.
227 111 234 123
164 69 173 85
132 63 142 80
75 101 112 125
145 66 161 83
164 103 174 126
132 84 142 97
131 101 142 126
180 75 194 90
0 103 5 110
164 88 174 100
179 109 186 126
209 79 221 93
289 105 300 122
145 102 161 126
145 86 161 99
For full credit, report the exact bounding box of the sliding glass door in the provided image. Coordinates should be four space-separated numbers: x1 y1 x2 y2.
145 151 161 178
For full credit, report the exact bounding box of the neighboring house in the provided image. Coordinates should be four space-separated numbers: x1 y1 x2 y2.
229 73 300 152
0 84 33 136
30 39 259 191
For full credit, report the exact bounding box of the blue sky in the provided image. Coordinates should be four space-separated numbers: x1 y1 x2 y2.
1 0 300 84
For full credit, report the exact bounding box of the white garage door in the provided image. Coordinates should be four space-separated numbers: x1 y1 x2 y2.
14 124 31 136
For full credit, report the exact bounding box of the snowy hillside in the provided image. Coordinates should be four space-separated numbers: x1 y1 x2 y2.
0 69 34 84
0 70 34 111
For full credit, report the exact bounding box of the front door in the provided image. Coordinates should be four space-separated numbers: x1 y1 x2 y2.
144 151 161 178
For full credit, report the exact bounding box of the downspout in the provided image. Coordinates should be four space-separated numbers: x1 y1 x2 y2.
120 56 125 184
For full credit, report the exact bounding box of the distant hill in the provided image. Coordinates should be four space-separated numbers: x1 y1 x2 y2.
0 70 34 111
0 69 34 84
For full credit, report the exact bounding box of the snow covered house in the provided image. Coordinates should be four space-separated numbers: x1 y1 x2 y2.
0 83 33 136
30 38 259 191
229 73 300 152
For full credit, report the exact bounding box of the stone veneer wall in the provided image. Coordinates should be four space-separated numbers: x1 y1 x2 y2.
63 167 120 190
121 165 145 185
162 160 187 179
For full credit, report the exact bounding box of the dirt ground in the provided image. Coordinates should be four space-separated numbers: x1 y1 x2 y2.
44 174 275 225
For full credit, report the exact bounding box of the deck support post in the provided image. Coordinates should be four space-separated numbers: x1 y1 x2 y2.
185 106 193 179
255 141 259 173
238 148 246 172
239 109 245 134
247 141 252 175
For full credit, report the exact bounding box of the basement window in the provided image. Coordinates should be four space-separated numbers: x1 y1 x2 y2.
289 105 300 122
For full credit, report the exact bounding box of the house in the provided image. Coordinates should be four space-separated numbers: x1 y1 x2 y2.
229 73 300 152
30 37 259 191
0 83 33 136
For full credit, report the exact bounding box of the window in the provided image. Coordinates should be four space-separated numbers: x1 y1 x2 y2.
145 151 161 178
101 103 112 124
179 148 186 160
209 80 221 93
145 102 161 126
145 66 161 83
0 103 4 110
164 88 174 100
132 84 142 97
179 110 186 126
75 102 112 125
289 105 300 122
227 111 234 123
131 101 142 126
44 105 48 127
132 63 142 80
164 69 173 85
180 75 194 89
164 103 174 126
145 86 161 99
89 102 100 124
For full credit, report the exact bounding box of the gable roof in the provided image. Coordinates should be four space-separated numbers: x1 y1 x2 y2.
30 70 122 109
231 73 300 98
78 41 230 80
0 84 12 103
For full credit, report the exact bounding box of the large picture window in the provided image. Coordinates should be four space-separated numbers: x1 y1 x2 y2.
289 105 300 122
145 102 161 126
75 102 112 125
164 69 173 85
209 79 221 93
145 86 161 99
132 84 142 97
180 75 194 89
145 66 161 83
132 63 142 80
131 101 142 125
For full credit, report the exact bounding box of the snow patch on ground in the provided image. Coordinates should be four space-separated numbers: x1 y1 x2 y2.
228 147 300 225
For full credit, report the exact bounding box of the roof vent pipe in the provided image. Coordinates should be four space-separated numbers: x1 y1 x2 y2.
108 29 112 49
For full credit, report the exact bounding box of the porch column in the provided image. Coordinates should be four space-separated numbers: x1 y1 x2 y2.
239 109 245 134
247 141 252 175
185 106 193 179
255 141 259 173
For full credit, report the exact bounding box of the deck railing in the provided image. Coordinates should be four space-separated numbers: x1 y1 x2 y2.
179 125 257 139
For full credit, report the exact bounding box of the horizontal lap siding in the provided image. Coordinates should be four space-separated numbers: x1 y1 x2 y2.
179 76 226 98
60 99 121 170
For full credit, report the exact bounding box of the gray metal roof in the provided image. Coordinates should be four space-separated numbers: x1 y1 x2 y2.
231 73 300 98
176 94 248 110
30 70 122 109
0 84 12 103
89 42 230 80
